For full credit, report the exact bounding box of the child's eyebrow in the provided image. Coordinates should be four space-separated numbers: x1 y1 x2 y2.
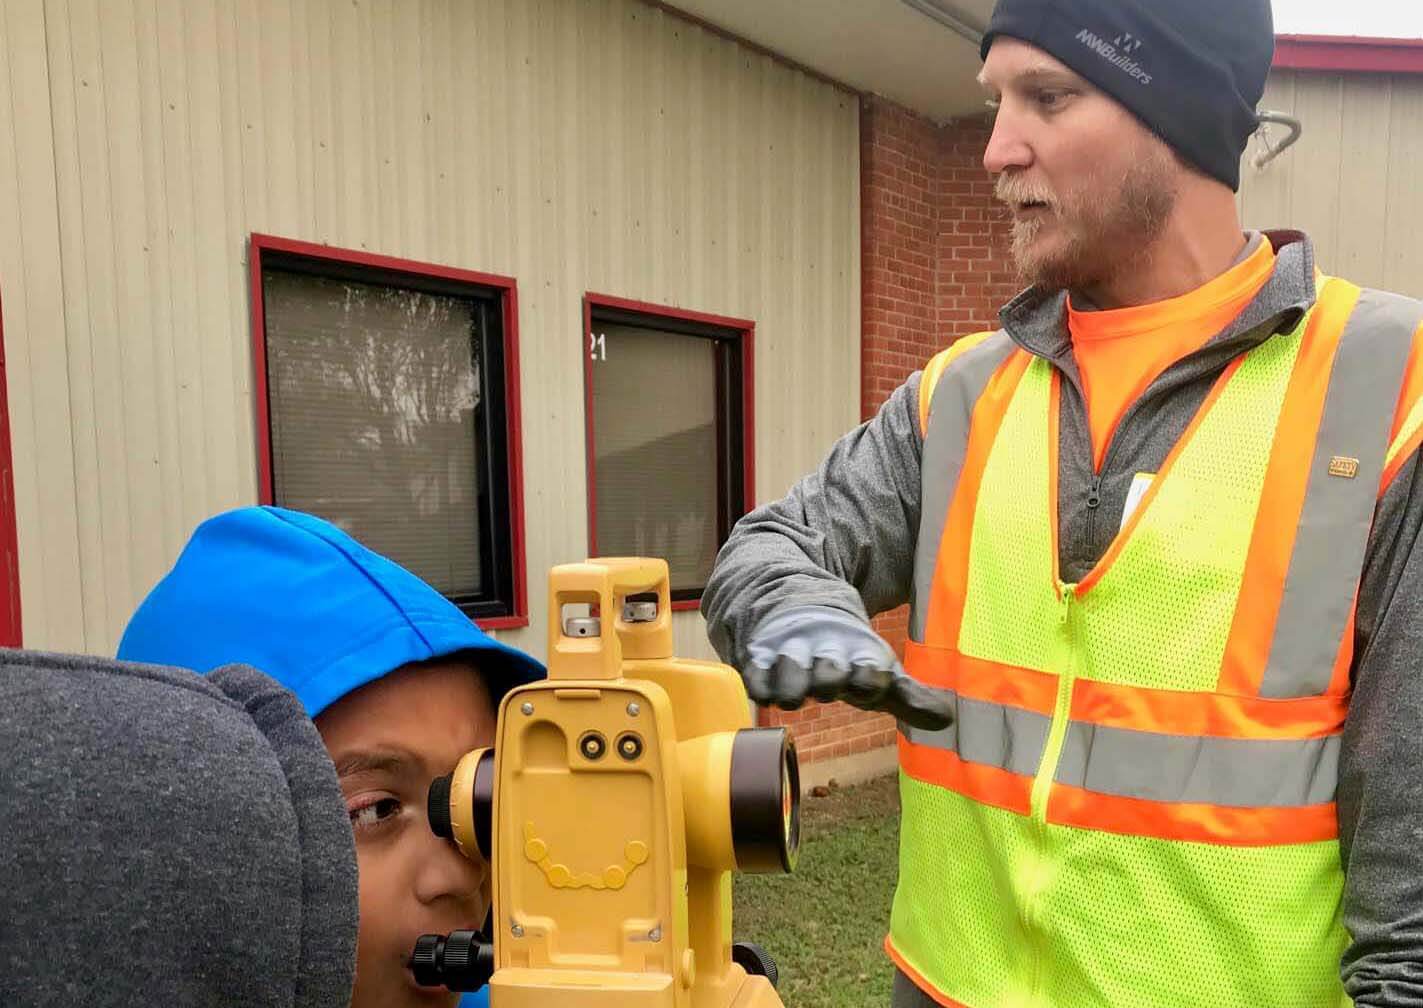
332 748 422 779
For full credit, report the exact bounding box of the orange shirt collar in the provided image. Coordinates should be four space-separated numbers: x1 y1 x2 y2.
1068 239 1278 342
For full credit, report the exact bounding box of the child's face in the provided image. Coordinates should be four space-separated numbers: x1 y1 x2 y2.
317 659 498 1008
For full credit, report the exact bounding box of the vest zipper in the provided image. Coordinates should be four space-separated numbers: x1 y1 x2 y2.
1023 585 1080 1005
1030 595 1076 823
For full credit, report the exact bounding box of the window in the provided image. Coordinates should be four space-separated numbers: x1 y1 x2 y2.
584 295 754 605
250 235 526 627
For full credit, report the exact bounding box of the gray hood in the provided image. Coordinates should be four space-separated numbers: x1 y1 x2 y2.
0 649 358 1007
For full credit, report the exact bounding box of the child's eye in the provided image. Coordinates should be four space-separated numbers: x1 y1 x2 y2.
349 796 401 832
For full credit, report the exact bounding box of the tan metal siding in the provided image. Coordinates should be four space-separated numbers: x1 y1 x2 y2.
0 0 86 650
0 0 860 661
1241 70 1423 299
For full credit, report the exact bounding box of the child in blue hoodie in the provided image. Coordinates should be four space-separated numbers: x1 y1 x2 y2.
119 505 542 1008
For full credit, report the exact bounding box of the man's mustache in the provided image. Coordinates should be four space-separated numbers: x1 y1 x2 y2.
995 174 1056 207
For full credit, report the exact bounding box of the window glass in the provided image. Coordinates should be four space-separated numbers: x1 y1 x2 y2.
263 270 486 597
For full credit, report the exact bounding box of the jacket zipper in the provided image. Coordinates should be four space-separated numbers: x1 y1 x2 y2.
1059 330 1259 551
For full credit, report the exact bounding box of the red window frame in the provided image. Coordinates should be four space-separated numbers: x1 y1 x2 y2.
0 286 19 646
248 233 528 630
582 293 756 611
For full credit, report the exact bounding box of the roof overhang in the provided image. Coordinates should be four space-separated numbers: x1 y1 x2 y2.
656 0 995 122
657 6 1423 123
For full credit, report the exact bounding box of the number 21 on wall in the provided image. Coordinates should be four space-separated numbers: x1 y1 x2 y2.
589 332 607 361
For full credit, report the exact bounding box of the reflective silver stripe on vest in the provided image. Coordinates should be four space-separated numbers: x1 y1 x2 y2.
904 696 1338 808
1261 289 1423 698
1054 721 1339 808
911 333 1018 642
902 696 1050 778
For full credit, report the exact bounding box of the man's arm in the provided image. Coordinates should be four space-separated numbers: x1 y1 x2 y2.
701 375 925 671
1339 450 1423 1004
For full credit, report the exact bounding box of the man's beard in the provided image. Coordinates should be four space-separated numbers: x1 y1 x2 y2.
997 151 1177 293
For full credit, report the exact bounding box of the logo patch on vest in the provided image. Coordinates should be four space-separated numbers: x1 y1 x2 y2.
1328 456 1360 479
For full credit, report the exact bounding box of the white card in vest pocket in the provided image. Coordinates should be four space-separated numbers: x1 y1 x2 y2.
1121 472 1156 532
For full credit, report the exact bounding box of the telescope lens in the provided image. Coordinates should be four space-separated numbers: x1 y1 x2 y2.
729 728 801 873
427 749 496 860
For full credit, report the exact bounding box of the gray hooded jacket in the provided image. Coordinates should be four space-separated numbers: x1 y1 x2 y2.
0 649 359 1007
703 232 1423 1004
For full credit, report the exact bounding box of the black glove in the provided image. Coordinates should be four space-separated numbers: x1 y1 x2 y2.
743 606 954 732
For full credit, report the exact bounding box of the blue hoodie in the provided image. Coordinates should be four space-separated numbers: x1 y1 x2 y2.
119 505 543 1008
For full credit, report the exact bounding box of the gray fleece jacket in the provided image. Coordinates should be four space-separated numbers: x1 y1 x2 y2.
702 231 1423 1005
0 649 359 1007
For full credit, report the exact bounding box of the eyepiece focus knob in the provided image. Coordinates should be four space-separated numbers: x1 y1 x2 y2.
428 773 453 840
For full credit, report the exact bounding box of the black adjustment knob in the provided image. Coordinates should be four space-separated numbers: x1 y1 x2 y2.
409 934 443 985
428 773 453 839
732 941 780 989
409 930 495 992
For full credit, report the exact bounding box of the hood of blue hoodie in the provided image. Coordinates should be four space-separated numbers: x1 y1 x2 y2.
118 506 544 717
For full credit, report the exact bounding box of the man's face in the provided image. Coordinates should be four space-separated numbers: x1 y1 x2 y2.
317 660 498 1008
979 37 1180 292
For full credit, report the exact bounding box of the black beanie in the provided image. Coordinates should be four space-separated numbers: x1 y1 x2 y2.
980 0 1274 191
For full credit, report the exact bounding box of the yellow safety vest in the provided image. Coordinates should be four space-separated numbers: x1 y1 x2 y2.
889 279 1423 1007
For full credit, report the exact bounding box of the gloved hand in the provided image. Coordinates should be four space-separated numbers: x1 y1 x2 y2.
743 606 954 731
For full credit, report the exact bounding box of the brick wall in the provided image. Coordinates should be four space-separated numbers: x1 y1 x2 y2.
771 96 1019 765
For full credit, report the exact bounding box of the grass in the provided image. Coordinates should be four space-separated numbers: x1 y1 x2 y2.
733 772 901 1008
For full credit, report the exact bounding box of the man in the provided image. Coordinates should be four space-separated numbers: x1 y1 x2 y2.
702 0 1423 1005
118 506 543 1008
0 650 357 1007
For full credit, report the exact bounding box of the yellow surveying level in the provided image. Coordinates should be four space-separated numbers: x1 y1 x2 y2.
414 557 800 1007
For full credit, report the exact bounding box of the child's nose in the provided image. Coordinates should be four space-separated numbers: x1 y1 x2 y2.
414 827 487 914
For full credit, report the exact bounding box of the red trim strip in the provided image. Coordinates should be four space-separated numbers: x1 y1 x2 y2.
742 325 756 516
501 282 529 630
1274 34 1423 74
248 233 528 630
248 239 275 505
584 292 755 333
883 938 976 1008
1049 785 1339 846
251 233 521 290
583 297 600 557
0 285 20 646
